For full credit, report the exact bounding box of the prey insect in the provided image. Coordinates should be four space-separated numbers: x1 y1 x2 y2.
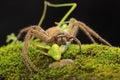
17 1 112 72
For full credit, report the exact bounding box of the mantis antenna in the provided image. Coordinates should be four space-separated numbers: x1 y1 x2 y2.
38 1 77 27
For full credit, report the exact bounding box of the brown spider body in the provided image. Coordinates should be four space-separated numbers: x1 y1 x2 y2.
46 27 74 45
17 18 112 72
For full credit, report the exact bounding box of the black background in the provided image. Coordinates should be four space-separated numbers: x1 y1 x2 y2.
0 0 119 46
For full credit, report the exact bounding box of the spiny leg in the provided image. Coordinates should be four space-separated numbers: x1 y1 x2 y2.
68 18 96 43
22 26 50 72
22 29 38 72
78 20 112 46
74 37 82 51
17 25 37 39
17 25 48 39
38 1 77 27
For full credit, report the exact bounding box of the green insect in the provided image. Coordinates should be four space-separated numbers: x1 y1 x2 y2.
17 1 112 72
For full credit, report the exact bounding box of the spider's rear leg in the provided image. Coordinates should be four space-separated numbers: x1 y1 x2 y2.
22 26 50 72
78 21 112 46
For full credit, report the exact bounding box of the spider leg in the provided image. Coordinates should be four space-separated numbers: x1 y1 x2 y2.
22 29 38 72
17 25 37 39
22 26 51 72
68 18 96 43
17 25 48 39
78 20 112 46
74 37 82 52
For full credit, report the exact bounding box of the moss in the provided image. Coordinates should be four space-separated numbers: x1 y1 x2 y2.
0 41 120 80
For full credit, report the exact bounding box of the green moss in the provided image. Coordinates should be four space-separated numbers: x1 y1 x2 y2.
0 41 120 80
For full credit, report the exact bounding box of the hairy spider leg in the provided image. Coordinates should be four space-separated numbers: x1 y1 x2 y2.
21 26 51 72
17 26 37 39
38 1 77 27
22 28 38 72
68 18 96 43
73 37 82 52
78 21 112 46
17 25 48 39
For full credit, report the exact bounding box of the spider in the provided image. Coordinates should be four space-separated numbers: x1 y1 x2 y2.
17 1 112 72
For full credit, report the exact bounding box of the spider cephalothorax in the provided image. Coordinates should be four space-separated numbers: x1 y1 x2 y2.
46 27 79 46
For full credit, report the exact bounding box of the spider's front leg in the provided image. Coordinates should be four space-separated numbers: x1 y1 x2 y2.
21 26 50 72
17 25 47 39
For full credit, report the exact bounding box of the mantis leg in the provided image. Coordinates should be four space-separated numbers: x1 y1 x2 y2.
38 1 47 26
38 1 77 27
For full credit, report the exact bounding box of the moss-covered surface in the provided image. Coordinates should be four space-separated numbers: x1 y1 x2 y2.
0 40 120 80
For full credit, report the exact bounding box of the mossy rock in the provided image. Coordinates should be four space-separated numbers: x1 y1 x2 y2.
0 40 120 80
